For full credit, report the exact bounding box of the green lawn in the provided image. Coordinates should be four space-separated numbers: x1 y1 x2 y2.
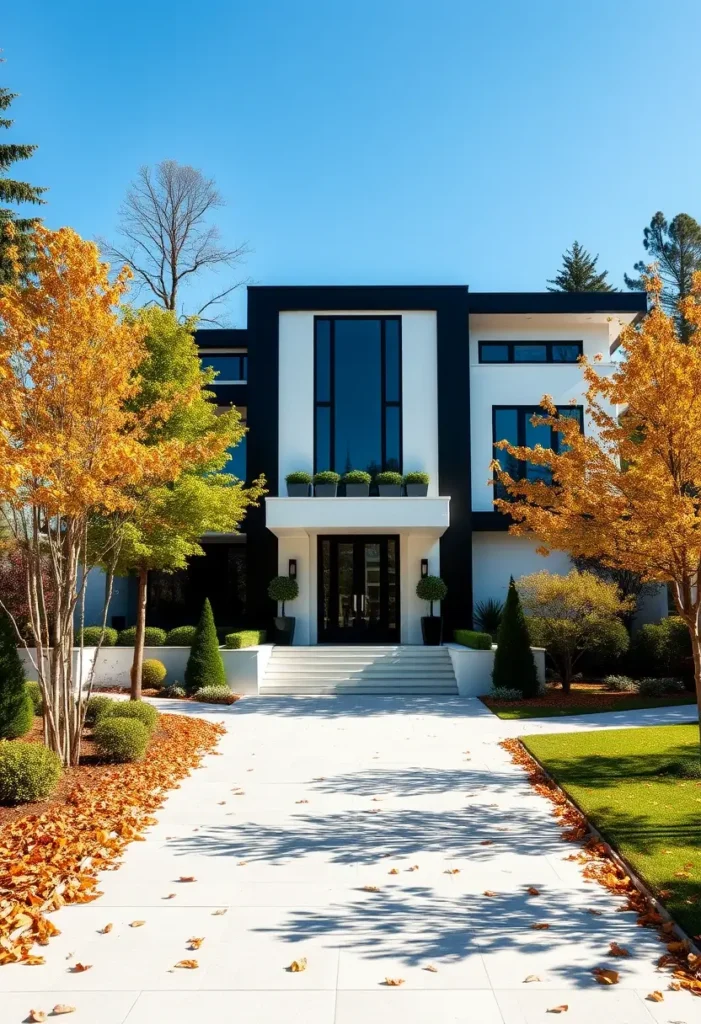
488 695 696 720
523 725 701 938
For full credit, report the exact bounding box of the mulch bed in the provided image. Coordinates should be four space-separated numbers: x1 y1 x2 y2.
501 737 701 997
483 680 694 713
0 712 224 964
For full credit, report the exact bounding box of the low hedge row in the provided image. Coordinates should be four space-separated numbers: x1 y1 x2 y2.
225 629 267 649
94 718 149 762
0 742 63 804
453 629 492 651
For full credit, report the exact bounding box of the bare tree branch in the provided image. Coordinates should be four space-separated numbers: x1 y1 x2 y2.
100 160 250 321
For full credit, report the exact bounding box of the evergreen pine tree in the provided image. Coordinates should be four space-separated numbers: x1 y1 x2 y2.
0 70 47 285
184 598 226 695
0 612 33 738
547 241 614 292
491 578 539 698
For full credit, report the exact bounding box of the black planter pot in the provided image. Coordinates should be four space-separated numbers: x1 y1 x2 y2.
287 483 310 497
274 616 296 645
421 616 443 646
405 483 429 497
314 483 338 497
345 483 370 497
378 484 402 497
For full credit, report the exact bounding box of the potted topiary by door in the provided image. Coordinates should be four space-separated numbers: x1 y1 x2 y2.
342 469 371 497
313 470 340 497
375 470 403 497
286 471 312 497
416 575 447 646
268 575 300 645
403 471 429 497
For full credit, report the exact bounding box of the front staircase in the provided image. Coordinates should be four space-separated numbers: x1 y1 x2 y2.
259 645 458 696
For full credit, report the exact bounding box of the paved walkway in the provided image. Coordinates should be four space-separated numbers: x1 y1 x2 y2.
1 697 699 1024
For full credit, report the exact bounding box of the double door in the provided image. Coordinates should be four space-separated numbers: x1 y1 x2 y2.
318 535 399 643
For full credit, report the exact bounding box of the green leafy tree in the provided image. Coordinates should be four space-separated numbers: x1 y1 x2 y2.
0 68 47 284
491 578 539 698
547 241 613 292
625 212 701 339
94 308 265 698
185 598 226 694
0 613 32 738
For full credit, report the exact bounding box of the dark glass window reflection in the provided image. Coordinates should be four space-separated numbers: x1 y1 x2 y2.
200 354 247 381
493 406 583 498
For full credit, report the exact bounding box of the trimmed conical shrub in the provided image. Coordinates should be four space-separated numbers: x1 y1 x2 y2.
0 613 33 739
184 599 226 695
492 578 539 698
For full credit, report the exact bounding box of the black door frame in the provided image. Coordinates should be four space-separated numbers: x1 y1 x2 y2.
317 534 400 644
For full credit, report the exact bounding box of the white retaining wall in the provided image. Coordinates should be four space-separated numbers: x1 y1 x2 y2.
446 643 546 697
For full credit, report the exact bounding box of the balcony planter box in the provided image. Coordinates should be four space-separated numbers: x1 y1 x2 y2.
345 483 370 497
421 616 443 646
287 483 310 497
274 615 296 645
315 483 338 497
405 483 428 497
378 484 402 497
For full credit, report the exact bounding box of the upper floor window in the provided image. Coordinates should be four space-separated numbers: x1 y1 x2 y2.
479 341 582 364
493 404 583 498
200 352 248 382
218 406 247 481
314 317 402 475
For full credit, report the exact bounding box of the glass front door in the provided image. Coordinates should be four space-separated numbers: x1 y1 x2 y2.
318 535 399 643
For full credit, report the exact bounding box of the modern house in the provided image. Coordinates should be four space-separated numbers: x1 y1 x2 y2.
102 283 668 656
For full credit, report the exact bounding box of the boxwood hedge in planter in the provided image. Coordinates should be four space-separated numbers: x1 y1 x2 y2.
116 626 167 647
94 717 149 763
286 471 312 497
453 629 492 650
342 470 371 497
78 626 118 647
0 742 62 804
313 470 340 497
375 471 403 496
164 625 197 646
225 629 267 649
403 471 429 497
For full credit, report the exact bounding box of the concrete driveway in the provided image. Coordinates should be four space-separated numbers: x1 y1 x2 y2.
1 696 698 1024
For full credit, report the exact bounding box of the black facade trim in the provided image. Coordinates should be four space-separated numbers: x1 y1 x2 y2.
195 328 248 349
210 383 248 408
472 511 512 532
468 292 647 315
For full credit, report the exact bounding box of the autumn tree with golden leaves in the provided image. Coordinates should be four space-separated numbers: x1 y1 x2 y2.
0 226 207 764
492 274 701 741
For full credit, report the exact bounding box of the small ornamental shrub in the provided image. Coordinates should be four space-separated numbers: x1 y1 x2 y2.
375 470 403 485
637 677 685 697
474 598 504 639
0 612 33 739
267 576 299 614
416 575 447 617
403 471 430 485
104 699 158 733
286 470 312 484
84 694 114 726
116 626 167 647
94 717 149 763
141 659 167 689
493 577 539 699
78 625 119 647
25 681 43 715
163 685 187 698
453 629 492 650
164 625 197 646
0 742 62 804
225 629 267 649
185 598 226 695
312 470 340 484
342 470 371 484
604 674 637 693
489 686 524 702
192 685 240 705
630 617 692 681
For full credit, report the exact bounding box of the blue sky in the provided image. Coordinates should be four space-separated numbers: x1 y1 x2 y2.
3 0 701 324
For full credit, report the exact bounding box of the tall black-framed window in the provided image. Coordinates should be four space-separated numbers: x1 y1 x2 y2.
314 316 402 475
492 404 583 499
479 341 582 364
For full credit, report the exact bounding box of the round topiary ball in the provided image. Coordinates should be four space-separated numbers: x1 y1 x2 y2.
84 694 115 726
267 576 299 604
103 699 159 733
94 718 149 763
0 742 62 804
142 659 167 689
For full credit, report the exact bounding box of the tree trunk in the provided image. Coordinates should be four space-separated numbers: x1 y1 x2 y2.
130 568 148 701
689 627 701 759
560 654 572 695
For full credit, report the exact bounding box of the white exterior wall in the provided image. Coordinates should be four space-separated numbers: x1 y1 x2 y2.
472 532 573 611
278 311 439 492
469 314 619 511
